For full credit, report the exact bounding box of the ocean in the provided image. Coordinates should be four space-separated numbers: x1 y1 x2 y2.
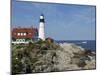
56 40 96 52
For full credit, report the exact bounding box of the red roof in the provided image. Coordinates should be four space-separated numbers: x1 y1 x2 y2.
12 27 38 39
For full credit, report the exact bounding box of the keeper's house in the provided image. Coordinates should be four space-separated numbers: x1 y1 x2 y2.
12 27 38 44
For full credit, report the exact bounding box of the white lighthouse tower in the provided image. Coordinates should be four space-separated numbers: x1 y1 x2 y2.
38 14 45 40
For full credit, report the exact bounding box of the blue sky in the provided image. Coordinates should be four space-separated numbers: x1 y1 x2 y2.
12 1 96 40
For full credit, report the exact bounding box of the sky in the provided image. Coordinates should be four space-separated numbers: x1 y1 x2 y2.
12 0 96 40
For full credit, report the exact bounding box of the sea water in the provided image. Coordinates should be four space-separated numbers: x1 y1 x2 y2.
56 40 96 52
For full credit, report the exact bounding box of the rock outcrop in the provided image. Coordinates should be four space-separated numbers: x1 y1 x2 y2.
12 42 96 74
31 43 96 72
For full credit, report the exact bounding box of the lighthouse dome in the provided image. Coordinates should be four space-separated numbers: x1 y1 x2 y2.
40 14 44 19
40 16 43 19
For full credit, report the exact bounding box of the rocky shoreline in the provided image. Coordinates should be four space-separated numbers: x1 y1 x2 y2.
12 41 96 74
31 43 96 72
58 43 96 70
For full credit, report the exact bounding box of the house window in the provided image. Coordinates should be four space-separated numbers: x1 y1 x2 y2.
24 33 26 36
17 33 20 36
14 33 16 35
21 33 23 36
29 33 32 35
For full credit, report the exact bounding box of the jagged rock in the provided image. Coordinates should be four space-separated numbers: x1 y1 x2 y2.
60 43 85 57
12 42 96 74
83 59 96 69
64 64 82 70
32 43 95 72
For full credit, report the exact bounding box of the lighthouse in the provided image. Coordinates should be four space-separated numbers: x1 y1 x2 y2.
38 14 45 40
